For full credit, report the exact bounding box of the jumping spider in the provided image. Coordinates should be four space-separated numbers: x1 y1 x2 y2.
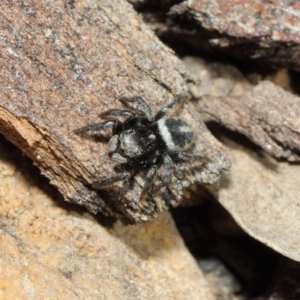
76 96 197 198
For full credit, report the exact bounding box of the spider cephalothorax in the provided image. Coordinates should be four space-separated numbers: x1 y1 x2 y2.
76 96 197 198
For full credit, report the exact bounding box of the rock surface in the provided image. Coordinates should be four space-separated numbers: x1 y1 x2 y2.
0 136 213 300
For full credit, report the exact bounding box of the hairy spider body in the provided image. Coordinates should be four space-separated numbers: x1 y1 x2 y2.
76 96 196 198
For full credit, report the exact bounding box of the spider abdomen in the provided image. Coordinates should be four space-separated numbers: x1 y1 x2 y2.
156 117 194 152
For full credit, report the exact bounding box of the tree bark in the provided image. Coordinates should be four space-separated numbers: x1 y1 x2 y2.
0 0 229 223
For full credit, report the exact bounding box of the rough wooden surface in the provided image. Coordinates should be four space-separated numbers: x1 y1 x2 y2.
0 0 229 223
197 81 300 162
164 0 300 71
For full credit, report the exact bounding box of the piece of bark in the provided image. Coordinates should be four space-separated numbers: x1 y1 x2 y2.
0 0 230 223
216 138 300 262
166 0 300 71
197 81 300 162
0 136 214 300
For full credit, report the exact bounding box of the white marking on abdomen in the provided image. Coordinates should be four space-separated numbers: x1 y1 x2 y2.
157 118 176 151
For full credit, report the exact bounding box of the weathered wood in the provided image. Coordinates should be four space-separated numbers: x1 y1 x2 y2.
165 0 300 71
0 0 229 223
197 81 300 162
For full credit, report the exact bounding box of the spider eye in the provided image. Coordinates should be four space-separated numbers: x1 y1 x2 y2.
120 130 157 158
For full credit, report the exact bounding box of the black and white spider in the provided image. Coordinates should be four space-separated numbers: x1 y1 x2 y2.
76 96 197 198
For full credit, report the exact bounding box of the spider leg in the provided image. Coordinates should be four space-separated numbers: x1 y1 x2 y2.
162 154 173 186
154 97 183 121
100 109 135 119
92 171 132 189
140 165 157 199
153 154 173 194
74 120 122 135
119 96 153 121
172 152 201 161
110 152 128 163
